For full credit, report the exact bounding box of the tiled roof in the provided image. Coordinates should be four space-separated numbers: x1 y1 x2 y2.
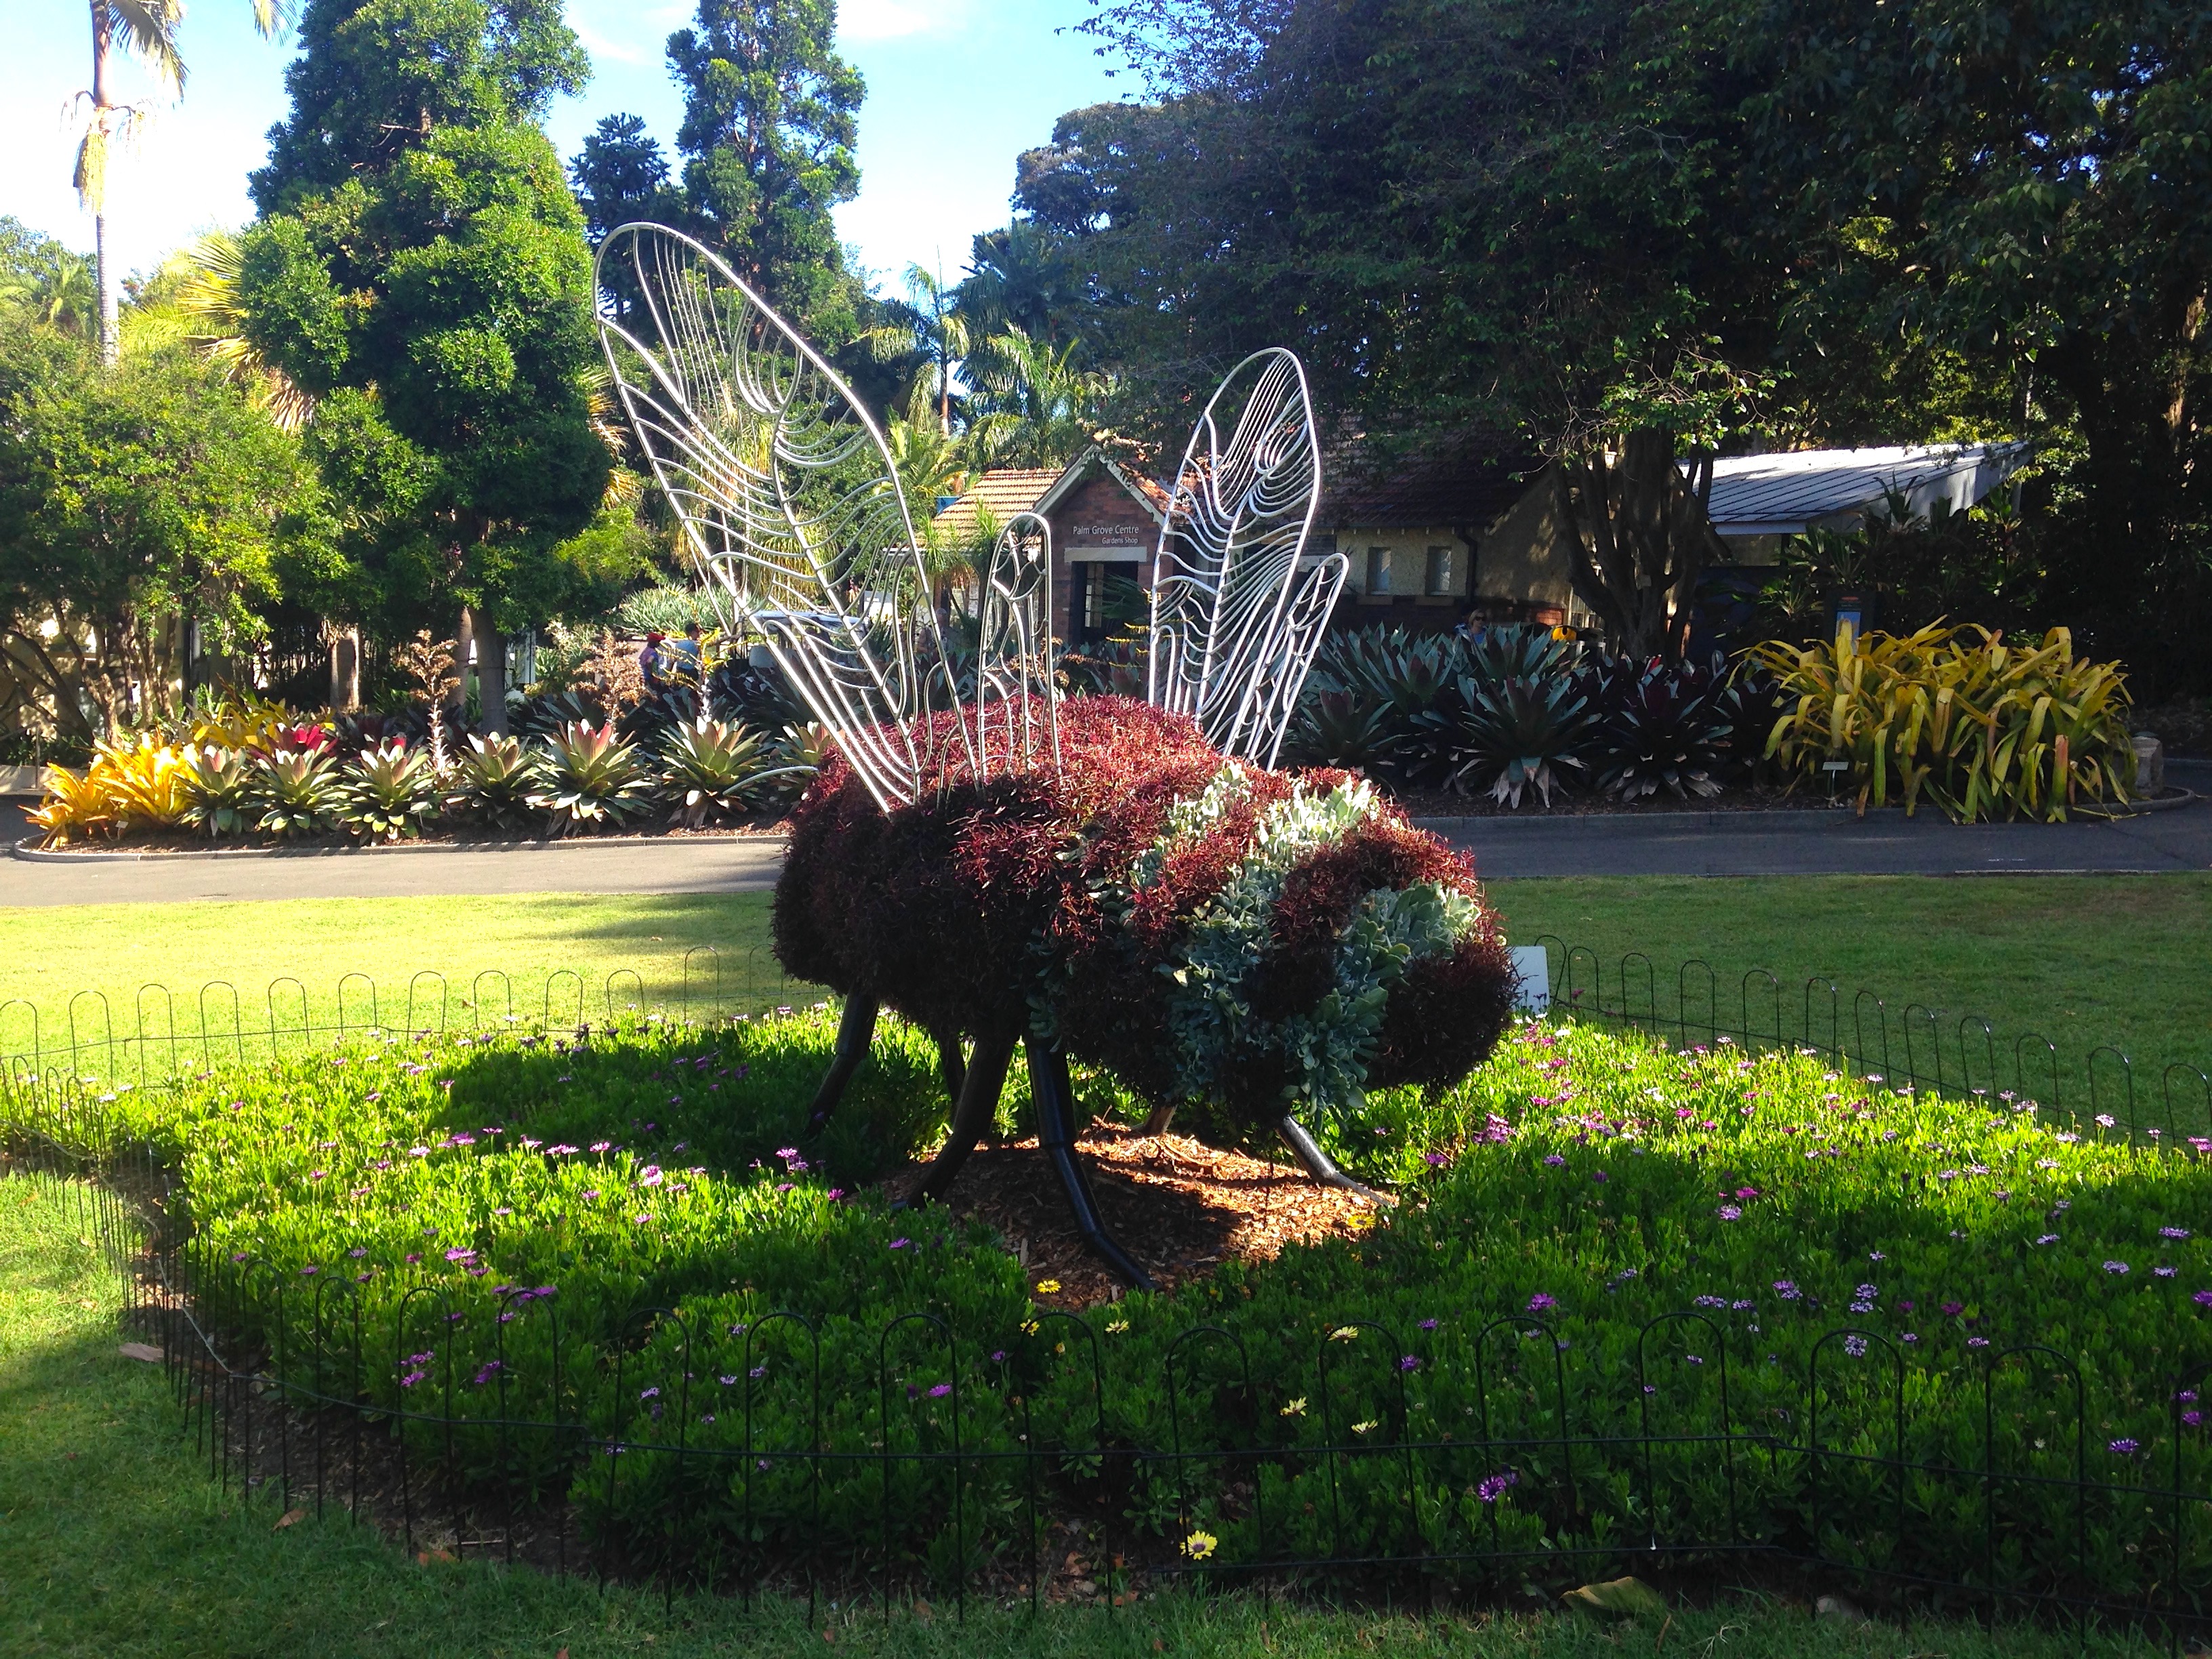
930 469 1063 540
1319 430 1539 530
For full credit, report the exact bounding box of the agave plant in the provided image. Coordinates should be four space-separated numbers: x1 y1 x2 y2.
1592 657 1732 802
529 720 651 833
445 733 535 831
1309 625 1465 716
338 741 436 841
1461 622 1584 688
657 716 766 827
182 744 256 838
250 749 340 838
1434 673 1598 808
1283 689 1401 775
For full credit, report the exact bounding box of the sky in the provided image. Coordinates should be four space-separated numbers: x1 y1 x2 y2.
0 0 1132 293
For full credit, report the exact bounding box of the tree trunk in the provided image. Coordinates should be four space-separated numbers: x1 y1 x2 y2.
95 213 119 369
1555 428 1723 660
477 623 508 736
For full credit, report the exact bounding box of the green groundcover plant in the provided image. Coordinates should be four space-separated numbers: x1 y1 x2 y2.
26 1011 2212 1603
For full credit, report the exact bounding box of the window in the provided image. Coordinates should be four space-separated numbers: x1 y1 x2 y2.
1424 546 1456 596
1365 546 1391 595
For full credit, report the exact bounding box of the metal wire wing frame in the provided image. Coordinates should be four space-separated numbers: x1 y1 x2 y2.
1145 348 1345 766
973 511 1062 780
593 222 972 811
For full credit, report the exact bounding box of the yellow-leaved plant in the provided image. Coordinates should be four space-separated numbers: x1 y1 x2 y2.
1749 623 2133 822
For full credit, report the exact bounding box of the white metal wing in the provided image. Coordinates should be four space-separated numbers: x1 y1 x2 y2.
594 222 969 812
974 511 1061 779
1146 348 1347 766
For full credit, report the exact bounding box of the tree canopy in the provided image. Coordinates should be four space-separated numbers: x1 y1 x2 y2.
238 0 627 714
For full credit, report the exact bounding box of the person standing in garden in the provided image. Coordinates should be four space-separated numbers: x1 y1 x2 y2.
638 630 667 691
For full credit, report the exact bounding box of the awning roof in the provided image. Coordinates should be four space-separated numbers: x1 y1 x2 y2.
1699 443 2028 537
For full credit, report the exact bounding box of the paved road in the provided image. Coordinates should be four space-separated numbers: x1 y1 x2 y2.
3 764 2205 901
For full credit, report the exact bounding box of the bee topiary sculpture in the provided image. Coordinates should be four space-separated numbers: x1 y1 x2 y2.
598 224 1516 1286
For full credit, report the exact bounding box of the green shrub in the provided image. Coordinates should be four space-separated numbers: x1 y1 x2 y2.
31 1010 2209 1595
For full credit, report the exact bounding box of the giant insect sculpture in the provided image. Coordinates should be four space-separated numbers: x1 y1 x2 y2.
596 223 1516 1287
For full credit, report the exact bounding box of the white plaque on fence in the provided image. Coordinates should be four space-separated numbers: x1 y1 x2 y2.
1509 945 1551 1015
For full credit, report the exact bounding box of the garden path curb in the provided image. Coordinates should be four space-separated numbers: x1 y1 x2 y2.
10 832 790 864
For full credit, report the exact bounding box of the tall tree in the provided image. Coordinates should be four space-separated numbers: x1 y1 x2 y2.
570 112 679 248
667 0 863 332
1744 0 2212 693
0 328 320 738
72 0 294 366
239 0 617 733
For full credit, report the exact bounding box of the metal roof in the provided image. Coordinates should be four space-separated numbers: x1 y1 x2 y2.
1700 443 2028 537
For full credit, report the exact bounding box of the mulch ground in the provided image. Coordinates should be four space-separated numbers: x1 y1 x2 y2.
882 1118 1385 1308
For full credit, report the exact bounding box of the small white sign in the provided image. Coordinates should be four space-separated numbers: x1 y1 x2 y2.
1509 945 1551 1015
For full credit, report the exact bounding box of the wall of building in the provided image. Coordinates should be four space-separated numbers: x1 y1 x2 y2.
1045 472 1159 643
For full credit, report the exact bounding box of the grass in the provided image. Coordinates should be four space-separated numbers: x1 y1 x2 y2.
1492 874 2212 1092
0 1170 2167 1659
3 874 2208 1088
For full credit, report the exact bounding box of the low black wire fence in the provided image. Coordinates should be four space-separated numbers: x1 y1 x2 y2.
1529 937 2212 1148
1 947 2208 1639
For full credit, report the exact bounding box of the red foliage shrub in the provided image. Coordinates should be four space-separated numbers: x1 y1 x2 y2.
773 695 1515 1125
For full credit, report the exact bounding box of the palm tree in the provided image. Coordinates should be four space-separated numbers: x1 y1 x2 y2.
0 247 99 338
963 326 1113 470
73 0 292 366
165 230 314 426
861 262 972 437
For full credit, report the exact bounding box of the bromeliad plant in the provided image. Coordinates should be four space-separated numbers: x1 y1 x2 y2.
338 741 436 841
249 748 340 838
444 734 535 831
657 716 767 827
529 720 652 833
1591 656 1732 802
1430 673 1598 808
181 745 255 838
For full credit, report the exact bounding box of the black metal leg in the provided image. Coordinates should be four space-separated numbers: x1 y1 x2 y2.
909 1031 1016 1204
934 1031 967 1113
805 994 879 1134
1029 1042 1155 1290
1279 1113 1397 1208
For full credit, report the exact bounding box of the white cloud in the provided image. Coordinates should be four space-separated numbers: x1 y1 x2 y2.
838 0 969 43
575 24 647 67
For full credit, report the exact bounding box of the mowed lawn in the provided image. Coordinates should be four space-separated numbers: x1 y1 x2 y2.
0 872 2207 1084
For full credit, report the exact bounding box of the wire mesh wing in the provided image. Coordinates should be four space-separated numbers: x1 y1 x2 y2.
973 511 1061 779
1145 348 1340 765
594 222 968 811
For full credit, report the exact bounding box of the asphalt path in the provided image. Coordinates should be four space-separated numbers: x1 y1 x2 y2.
2 764 2205 903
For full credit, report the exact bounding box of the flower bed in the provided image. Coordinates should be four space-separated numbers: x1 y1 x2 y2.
26 1008 2212 1604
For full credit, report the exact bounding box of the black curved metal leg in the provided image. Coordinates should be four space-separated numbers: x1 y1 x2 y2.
1029 1042 1155 1290
806 994 878 1134
909 1031 1017 1204
934 1031 966 1112
1279 1113 1397 1207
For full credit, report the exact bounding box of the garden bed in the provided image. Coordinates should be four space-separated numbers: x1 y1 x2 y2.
14 1004 2210 1618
